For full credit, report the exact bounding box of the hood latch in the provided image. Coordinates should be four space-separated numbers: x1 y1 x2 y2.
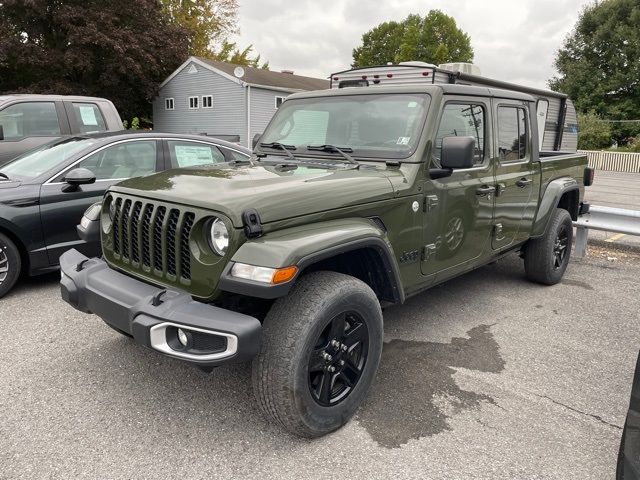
242 209 263 238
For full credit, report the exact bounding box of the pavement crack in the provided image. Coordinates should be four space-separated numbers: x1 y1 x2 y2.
536 394 622 430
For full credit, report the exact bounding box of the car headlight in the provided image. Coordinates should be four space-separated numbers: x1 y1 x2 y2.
209 217 229 255
84 202 102 221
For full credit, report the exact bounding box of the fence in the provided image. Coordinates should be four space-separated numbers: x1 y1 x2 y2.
579 150 640 173
574 205 640 257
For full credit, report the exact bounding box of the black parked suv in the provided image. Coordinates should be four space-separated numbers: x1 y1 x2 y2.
0 132 250 298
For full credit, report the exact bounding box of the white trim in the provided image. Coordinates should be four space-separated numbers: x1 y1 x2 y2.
247 85 251 148
246 83 300 94
164 97 174 110
158 56 311 92
188 96 199 109
274 96 286 109
201 95 213 108
159 57 243 89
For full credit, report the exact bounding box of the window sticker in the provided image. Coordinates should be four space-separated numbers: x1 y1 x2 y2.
396 136 411 145
408 101 418 108
174 145 214 167
79 106 98 126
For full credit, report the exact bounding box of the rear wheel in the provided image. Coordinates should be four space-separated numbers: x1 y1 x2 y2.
252 271 383 438
0 233 21 299
524 208 573 285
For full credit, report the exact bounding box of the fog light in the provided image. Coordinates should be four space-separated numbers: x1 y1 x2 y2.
177 328 189 346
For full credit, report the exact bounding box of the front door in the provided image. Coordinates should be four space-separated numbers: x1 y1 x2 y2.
492 102 539 249
421 98 495 280
39 139 161 263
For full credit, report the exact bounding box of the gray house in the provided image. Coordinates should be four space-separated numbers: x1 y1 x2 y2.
152 57 329 147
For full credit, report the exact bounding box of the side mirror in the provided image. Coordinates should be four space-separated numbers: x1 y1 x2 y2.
252 133 262 150
440 136 476 169
64 168 96 186
0 125 4 141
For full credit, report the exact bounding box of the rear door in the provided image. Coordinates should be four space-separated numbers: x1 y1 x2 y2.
64 101 109 134
421 97 495 280
491 101 539 249
0 101 68 166
39 139 161 263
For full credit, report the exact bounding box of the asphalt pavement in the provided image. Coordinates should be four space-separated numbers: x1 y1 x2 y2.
1 251 638 479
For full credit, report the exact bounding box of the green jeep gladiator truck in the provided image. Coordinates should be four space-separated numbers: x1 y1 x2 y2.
60 82 592 437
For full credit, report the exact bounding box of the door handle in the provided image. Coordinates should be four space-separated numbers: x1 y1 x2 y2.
476 185 496 196
516 177 532 187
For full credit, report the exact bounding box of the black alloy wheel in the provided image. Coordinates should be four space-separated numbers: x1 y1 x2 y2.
308 311 369 406
553 225 569 270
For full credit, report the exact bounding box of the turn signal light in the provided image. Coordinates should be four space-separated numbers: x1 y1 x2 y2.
272 266 298 284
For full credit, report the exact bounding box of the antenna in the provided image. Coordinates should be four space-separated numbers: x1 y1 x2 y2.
234 66 245 79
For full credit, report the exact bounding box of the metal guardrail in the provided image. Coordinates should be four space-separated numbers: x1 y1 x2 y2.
579 150 640 173
573 205 640 257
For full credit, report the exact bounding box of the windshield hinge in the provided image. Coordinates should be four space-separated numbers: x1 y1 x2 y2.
242 209 263 238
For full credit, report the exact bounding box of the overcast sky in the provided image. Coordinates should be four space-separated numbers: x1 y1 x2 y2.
236 0 593 89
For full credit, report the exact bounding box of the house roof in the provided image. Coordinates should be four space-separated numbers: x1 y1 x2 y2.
194 57 329 92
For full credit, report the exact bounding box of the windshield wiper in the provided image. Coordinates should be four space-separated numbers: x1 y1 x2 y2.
306 144 359 166
259 142 298 161
0 172 9 180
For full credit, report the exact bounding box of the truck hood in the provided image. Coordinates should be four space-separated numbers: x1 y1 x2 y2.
110 163 401 227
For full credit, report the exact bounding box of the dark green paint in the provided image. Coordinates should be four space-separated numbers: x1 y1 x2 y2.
99 85 588 302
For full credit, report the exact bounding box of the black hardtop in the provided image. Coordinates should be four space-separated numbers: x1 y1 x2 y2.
286 83 536 102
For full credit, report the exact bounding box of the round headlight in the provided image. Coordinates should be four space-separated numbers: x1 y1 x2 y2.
209 218 229 255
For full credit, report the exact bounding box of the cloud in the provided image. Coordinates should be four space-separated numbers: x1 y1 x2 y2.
236 0 591 89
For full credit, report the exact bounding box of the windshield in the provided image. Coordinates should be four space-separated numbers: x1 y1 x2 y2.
0 137 97 180
259 93 430 160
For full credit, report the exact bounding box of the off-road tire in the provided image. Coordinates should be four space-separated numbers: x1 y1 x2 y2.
524 208 573 285
252 271 383 438
0 233 21 299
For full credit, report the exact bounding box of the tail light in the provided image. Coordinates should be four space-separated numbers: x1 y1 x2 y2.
584 167 595 186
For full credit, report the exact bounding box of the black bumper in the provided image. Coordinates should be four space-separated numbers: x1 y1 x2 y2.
60 249 261 367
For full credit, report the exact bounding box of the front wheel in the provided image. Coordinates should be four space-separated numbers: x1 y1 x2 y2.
524 208 573 285
0 233 21 299
252 271 383 438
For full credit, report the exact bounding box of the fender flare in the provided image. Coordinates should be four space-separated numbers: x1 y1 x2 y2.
218 217 404 303
530 177 579 238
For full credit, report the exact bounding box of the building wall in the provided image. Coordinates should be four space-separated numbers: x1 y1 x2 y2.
249 87 289 145
152 62 246 144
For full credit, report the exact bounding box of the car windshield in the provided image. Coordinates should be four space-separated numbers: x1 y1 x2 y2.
259 93 430 160
0 137 97 180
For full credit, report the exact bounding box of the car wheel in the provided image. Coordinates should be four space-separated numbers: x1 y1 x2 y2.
0 233 21 299
524 208 573 285
252 271 383 438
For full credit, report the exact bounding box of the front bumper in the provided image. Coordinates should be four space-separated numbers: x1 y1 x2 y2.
60 249 261 367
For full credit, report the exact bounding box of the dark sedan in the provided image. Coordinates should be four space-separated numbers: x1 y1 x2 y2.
618 350 640 479
0 132 250 297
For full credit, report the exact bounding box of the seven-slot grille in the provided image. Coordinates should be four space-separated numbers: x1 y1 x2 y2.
111 197 195 281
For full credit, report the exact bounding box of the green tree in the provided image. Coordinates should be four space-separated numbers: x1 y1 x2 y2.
211 41 269 69
161 0 238 57
352 11 473 67
549 0 640 144
577 112 612 150
0 0 188 120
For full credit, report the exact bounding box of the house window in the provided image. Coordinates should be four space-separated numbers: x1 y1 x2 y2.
165 98 174 110
188 96 199 109
275 96 285 109
202 95 213 108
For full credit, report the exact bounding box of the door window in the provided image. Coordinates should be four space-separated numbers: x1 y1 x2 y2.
56 140 157 181
167 141 226 168
433 103 485 167
0 102 60 140
498 107 528 161
70 103 107 133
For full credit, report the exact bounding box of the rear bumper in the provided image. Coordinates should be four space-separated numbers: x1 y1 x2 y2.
60 249 261 367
